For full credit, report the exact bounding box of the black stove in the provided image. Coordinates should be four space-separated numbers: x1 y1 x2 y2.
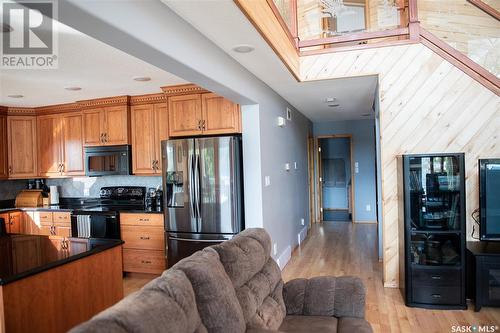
71 186 148 239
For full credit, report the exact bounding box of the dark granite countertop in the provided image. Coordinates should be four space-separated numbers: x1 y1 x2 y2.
0 206 163 214
0 235 123 285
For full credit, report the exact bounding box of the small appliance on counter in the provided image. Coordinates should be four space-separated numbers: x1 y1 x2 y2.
49 186 60 205
15 190 44 207
146 187 163 212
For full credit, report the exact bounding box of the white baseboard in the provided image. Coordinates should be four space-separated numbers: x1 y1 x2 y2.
276 246 291 271
298 226 308 245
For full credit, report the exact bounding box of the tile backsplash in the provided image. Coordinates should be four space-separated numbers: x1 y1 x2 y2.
1 176 162 200
0 180 30 200
46 176 162 197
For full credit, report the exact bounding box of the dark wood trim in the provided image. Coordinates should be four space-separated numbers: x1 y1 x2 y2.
264 0 298 49
298 28 409 48
467 0 500 21
161 84 209 97
420 28 500 96
77 95 130 109
300 39 419 57
290 0 299 46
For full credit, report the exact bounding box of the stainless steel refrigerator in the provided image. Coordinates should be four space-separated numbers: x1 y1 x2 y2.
161 135 244 267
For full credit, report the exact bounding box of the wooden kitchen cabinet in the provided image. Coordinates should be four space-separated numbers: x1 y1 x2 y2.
38 212 71 237
38 113 84 177
0 115 8 179
7 116 37 178
120 213 165 274
0 211 22 234
83 106 129 146
202 93 241 135
168 94 203 137
131 102 168 175
168 93 241 137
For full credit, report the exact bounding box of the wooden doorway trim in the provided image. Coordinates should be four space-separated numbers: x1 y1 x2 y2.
316 134 355 223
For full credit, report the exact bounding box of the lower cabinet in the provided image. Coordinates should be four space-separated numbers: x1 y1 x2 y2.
120 213 166 274
0 211 22 234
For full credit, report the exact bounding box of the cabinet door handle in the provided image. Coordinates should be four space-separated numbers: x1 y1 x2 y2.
198 119 202 130
141 260 152 264
139 218 150 222
104 133 108 143
61 163 64 173
100 133 104 144
431 294 441 299
431 275 442 280
140 236 150 240
202 120 206 130
8 166 12 174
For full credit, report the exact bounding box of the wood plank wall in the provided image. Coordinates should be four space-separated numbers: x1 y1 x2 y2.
300 43 500 287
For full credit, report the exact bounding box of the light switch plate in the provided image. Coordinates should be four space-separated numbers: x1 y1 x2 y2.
264 176 271 187
366 204 371 212
273 243 278 255
294 162 298 169
277 116 286 127
285 163 290 171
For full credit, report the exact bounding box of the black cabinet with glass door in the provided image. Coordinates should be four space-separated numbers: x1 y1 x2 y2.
400 153 466 309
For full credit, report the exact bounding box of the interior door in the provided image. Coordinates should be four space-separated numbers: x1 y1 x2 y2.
196 136 241 234
163 139 197 233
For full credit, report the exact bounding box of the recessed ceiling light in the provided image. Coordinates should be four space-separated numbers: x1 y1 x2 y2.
1 23 13 33
325 97 336 103
64 86 82 91
7 94 23 98
133 76 151 82
232 44 255 53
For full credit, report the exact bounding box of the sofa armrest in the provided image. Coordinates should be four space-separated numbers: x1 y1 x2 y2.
283 276 366 318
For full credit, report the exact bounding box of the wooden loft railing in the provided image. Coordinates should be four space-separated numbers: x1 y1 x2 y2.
467 0 500 21
237 0 499 95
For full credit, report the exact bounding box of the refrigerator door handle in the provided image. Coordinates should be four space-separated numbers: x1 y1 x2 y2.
194 152 202 229
169 236 225 243
188 153 195 220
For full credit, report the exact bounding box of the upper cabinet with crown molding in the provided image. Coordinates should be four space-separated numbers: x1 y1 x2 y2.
130 95 168 175
81 98 130 146
168 93 241 137
37 112 84 177
7 116 38 179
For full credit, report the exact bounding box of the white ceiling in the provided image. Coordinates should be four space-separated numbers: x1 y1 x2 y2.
164 0 377 122
0 12 186 107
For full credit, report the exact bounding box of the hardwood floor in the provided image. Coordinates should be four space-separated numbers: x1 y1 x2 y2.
282 222 500 333
123 222 500 332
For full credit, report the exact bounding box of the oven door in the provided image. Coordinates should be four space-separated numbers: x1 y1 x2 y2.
71 213 120 239
85 145 131 177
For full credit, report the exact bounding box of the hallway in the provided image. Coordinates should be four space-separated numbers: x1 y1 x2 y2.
282 222 500 333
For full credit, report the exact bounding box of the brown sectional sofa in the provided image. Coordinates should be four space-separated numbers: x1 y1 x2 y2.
71 228 372 333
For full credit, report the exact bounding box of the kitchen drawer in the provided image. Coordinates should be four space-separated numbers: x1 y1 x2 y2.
412 267 460 287
121 226 164 250
123 248 165 274
120 213 163 227
412 285 461 305
38 212 53 223
52 212 71 224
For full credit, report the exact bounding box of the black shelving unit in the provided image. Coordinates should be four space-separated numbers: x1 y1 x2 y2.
400 153 466 309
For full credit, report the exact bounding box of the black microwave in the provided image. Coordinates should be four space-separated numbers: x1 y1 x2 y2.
84 145 131 177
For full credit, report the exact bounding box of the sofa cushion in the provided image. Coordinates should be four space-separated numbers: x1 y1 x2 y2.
172 247 246 333
337 317 373 333
278 315 338 333
212 228 286 330
69 269 207 333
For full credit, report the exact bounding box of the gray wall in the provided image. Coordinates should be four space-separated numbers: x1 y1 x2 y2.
46 176 162 197
56 0 312 264
313 120 377 222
